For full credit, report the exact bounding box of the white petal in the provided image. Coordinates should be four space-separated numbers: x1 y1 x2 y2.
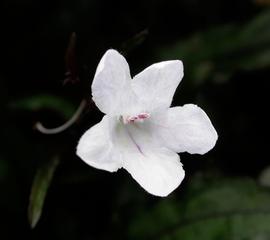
92 49 139 116
112 122 184 197
76 116 122 172
152 104 218 154
132 60 184 112
123 147 185 197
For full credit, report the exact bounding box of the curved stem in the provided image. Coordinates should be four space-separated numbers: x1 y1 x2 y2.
35 99 87 134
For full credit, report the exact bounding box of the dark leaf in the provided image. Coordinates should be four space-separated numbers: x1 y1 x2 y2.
64 32 79 85
28 156 60 228
9 94 76 119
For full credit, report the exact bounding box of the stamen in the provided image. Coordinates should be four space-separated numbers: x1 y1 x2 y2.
122 112 150 124
138 113 150 119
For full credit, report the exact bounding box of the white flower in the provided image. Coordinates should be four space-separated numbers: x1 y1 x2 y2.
76 49 218 197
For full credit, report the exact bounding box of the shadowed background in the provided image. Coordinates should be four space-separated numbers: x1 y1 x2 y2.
1 0 270 239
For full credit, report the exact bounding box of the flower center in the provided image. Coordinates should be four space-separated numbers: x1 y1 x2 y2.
122 112 150 124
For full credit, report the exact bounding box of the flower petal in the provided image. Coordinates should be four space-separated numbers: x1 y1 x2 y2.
92 49 139 116
152 104 218 154
123 147 185 197
112 122 184 197
76 116 122 172
132 60 184 112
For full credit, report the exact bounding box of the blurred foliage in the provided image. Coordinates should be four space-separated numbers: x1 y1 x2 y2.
121 29 149 55
128 177 270 240
259 166 270 187
256 0 270 6
9 94 76 119
158 9 270 85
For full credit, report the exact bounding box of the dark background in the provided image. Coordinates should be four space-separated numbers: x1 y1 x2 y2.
1 0 270 239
